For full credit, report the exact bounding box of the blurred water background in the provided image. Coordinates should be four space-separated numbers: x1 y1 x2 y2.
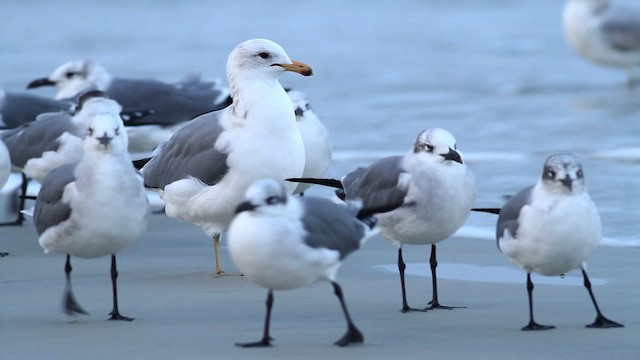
1 0 638 246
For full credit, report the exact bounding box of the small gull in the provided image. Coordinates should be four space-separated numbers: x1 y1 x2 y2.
140 39 312 276
496 153 623 330
34 101 149 320
0 87 73 129
229 178 396 347
27 59 231 152
563 0 640 84
1 91 130 224
286 89 332 196
289 128 477 312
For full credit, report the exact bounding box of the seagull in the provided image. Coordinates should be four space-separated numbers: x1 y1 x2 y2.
285 89 332 196
289 128 477 312
139 38 312 276
496 153 623 331
229 178 398 347
0 87 73 129
33 98 149 320
563 0 640 85
1 91 135 225
26 59 231 152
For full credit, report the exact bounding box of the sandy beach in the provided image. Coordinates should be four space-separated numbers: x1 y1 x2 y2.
2 212 638 360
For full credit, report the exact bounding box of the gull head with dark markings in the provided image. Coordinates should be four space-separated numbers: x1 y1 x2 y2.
27 59 112 100
540 153 586 194
413 128 463 165
83 107 127 154
235 179 289 217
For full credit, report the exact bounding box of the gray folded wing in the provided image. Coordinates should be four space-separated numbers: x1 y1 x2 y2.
342 155 408 210
495 185 534 248
103 78 228 126
300 197 366 260
141 111 228 188
601 6 640 52
2 112 76 168
1 92 72 129
33 163 77 235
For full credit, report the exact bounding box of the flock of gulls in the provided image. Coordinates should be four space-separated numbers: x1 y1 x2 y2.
1 0 637 348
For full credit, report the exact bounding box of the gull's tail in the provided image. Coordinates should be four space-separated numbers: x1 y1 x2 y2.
471 208 501 215
132 157 152 171
286 177 343 189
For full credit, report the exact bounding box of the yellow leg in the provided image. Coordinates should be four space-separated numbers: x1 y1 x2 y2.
212 233 243 278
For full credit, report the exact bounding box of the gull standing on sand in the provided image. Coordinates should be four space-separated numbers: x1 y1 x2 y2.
33 100 149 320
27 59 231 152
140 39 312 276
496 153 623 330
286 89 332 196
290 128 476 312
563 0 640 84
229 179 392 347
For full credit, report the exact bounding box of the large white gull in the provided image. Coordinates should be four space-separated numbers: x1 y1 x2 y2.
140 38 312 276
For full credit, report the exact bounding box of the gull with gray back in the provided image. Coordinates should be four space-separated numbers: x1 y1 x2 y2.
139 39 312 276
496 153 623 331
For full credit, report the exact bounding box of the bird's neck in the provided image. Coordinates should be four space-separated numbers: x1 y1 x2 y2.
226 76 295 131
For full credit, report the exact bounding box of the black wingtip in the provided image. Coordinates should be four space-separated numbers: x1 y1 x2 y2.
472 208 501 215
121 109 156 124
286 177 344 189
132 157 152 170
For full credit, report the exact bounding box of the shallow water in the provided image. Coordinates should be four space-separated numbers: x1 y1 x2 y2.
1 0 638 245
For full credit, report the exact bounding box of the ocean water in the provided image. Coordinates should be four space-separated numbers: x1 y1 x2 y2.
1 0 638 246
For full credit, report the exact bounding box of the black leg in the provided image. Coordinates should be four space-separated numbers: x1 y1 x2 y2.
398 247 425 313
521 272 554 331
62 255 88 316
237 290 274 347
425 244 464 310
108 255 133 321
331 281 364 347
582 268 623 329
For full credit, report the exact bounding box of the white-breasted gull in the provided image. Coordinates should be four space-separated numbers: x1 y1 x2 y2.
229 178 399 347
289 128 477 312
563 0 640 85
496 153 623 330
33 98 149 320
27 59 231 152
286 89 332 196
139 38 312 276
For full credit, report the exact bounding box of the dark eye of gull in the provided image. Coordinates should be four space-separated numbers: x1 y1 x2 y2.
65 71 79 78
425 144 434 152
545 169 555 179
305 103 311 110
87 127 94 136
258 52 270 59
266 196 280 205
115 127 120 136
577 169 584 178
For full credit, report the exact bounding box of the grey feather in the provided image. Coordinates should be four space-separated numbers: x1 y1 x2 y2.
1 112 76 168
300 197 367 260
83 78 229 126
0 92 72 129
496 186 534 249
141 111 228 188
601 7 640 52
33 163 77 235
342 156 408 210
